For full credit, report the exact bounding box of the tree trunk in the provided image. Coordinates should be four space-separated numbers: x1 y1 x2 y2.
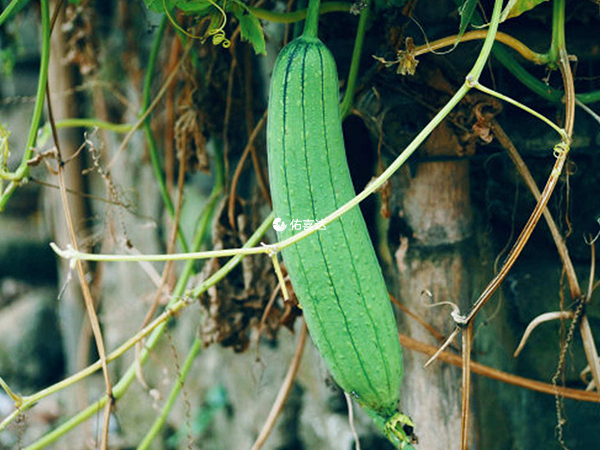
389 122 484 450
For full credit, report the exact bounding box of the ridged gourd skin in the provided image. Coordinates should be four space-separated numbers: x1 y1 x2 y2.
266 35 403 418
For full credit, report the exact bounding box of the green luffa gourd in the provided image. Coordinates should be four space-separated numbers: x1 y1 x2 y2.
266 0 416 447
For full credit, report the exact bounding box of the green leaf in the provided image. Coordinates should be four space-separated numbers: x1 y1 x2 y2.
500 0 550 21
143 0 213 15
456 0 477 43
232 6 266 55
172 0 214 14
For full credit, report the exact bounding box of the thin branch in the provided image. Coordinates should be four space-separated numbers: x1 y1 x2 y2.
492 120 580 297
462 142 569 324
137 338 203 450
412 30 549 65
514 312 573 357
424 327 460 368
399 334 599 403
243 46 271 207
0 376 21 407
228 109 268 227
45 2 113 444
389 294 446 343
345 392 362 450
586 241 595 304
0 0 50 210
222 54 238 202
460 324 472 450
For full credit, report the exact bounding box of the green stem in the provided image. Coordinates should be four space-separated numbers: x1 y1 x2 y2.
473 82 567 139
492 45 562 103
54 118 134 133
493 45 600 105
0 376 20 406
0 0 29 27
247 1 350 23
577 90 600 105
302 0 322 37
467 0 503 82
137 338 203 450
548 0 566 66
35 119 134 148
0 0 49 210
340 0 370 119
142 16 189 252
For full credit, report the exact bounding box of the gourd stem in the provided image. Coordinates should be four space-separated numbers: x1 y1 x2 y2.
302 0 322 38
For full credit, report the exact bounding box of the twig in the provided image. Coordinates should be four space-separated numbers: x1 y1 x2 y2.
411 30 548 65
460 324 472 450
257 279 286 343
398 334 599 403
228 109 268 227
492 120 580 296
0 376 21 407
389 293 446 343
552 297 585 450
267 248 289 301
137 338 203 450
424 327 460 368
586 241 595 304
345 392 362 450
0 0 51 211
575 99 600 127
250 321 307 450
514 312 573 357
460 139 569 326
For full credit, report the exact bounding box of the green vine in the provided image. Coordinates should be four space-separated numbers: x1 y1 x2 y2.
0 0 49 211
340 0 370 118
0 0 30 27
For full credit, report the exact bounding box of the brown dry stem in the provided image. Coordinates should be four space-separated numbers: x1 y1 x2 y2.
228 109 269 228
460 324 472 450
399 334 599 403
46 77 113 450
